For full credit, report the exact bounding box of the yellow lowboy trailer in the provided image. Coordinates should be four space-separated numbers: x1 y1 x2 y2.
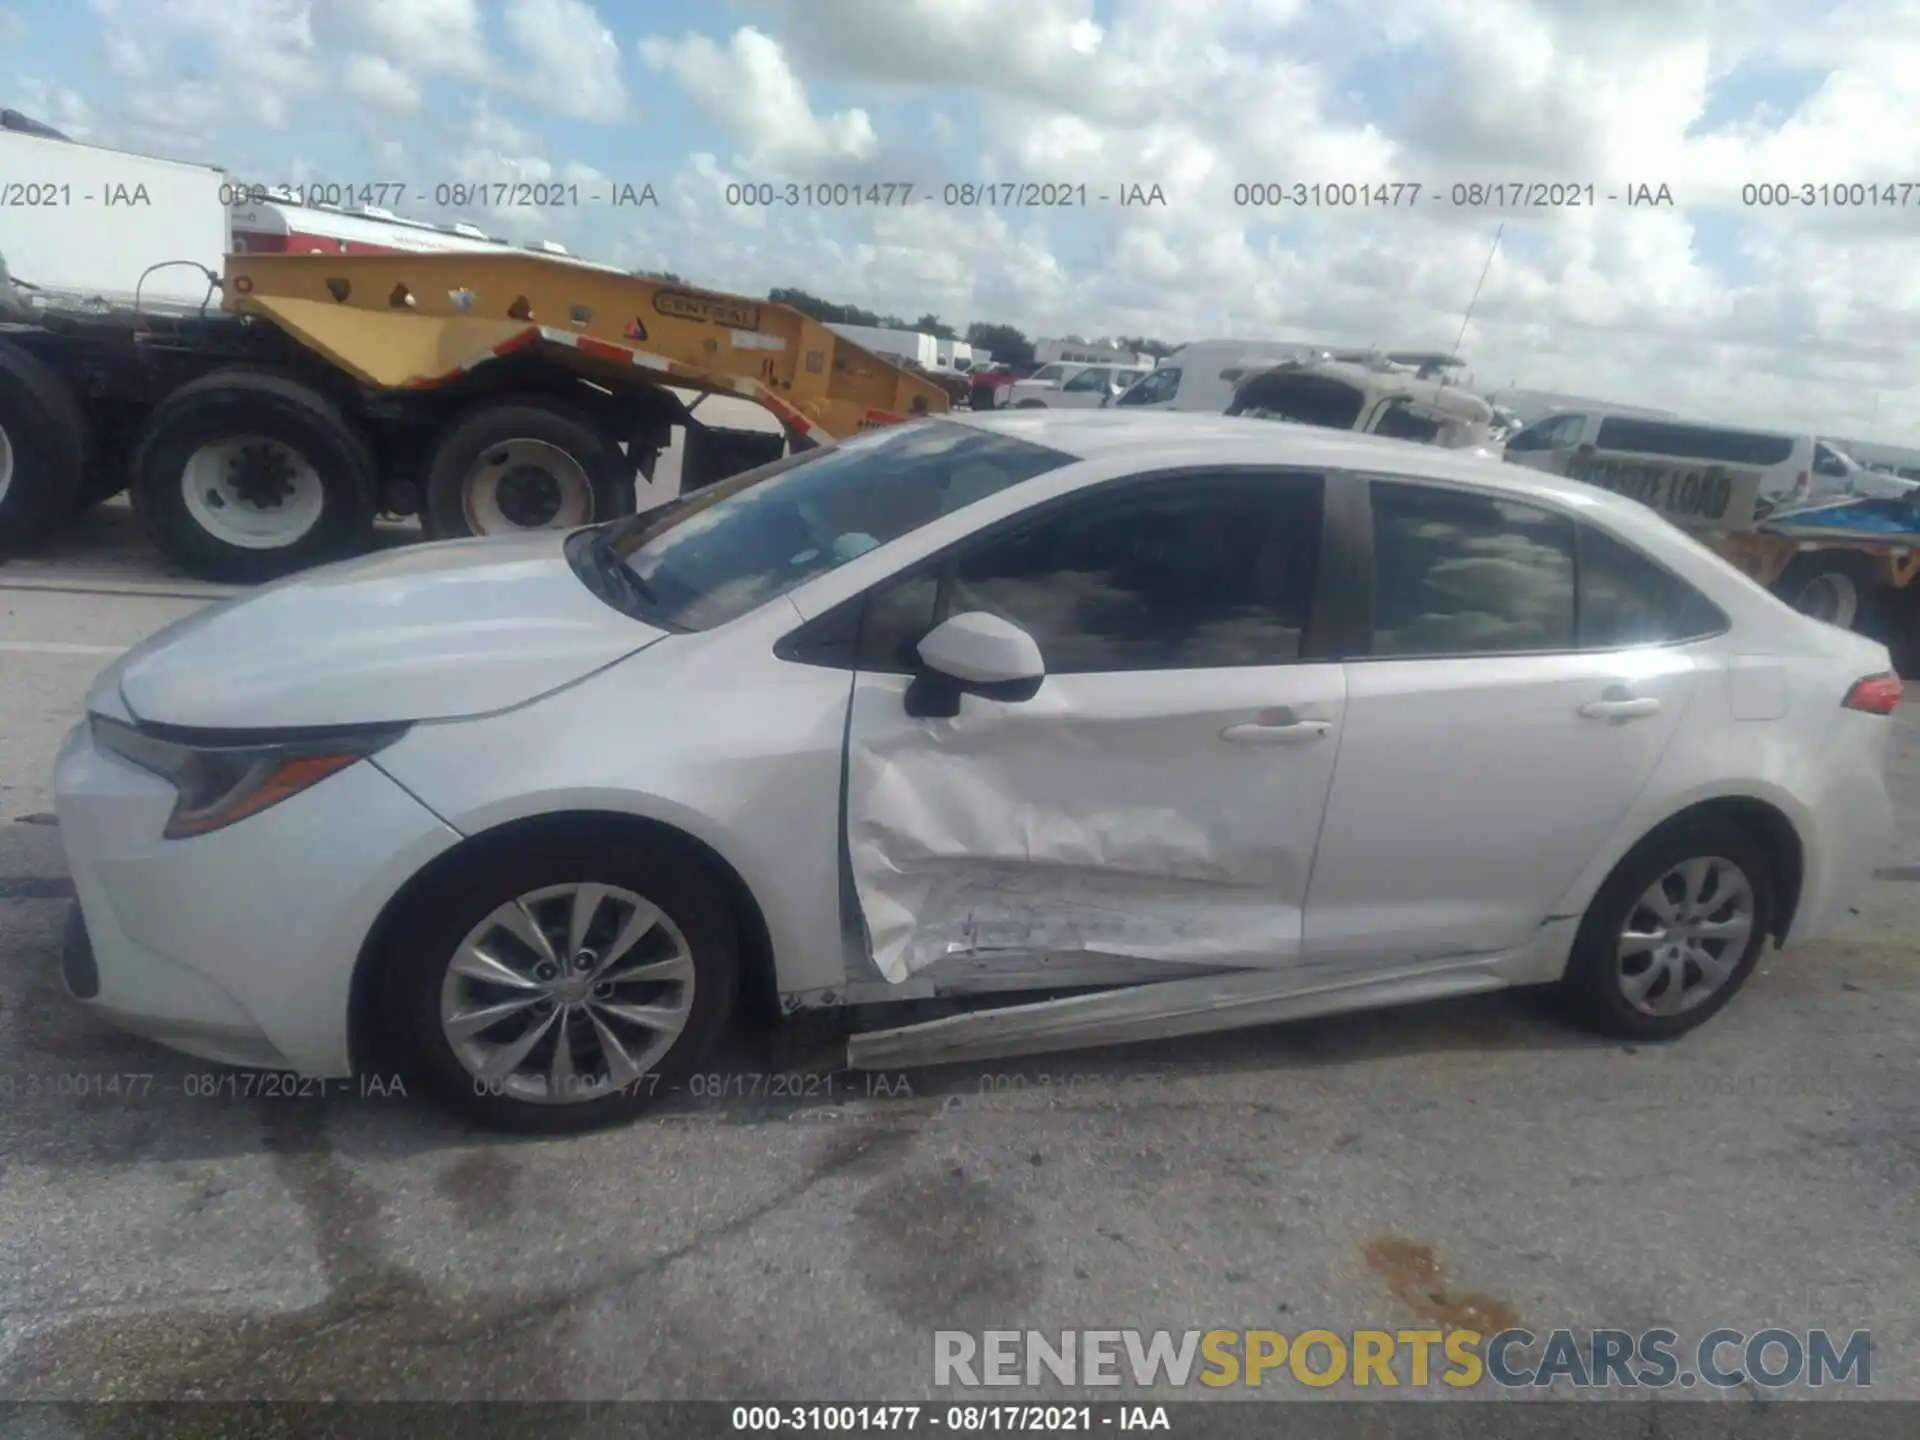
221 252 947 446
0 249 949 582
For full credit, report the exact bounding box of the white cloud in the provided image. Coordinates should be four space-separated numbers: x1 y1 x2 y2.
505 0 627 122
15 0 1920 439
639 26 876 170
341 53 423 117
319 0 490 79
7 79 93 138
85 0 328 148
430 103 619 244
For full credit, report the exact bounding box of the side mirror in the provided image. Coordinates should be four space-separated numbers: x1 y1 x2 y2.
905 612 1045 718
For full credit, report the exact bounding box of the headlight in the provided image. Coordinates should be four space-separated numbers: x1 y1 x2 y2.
89 716 409 839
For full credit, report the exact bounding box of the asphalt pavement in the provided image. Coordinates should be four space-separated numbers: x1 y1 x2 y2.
0 504 1916 1408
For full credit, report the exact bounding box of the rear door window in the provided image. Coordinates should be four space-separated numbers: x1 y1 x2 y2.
1368 482 1576 656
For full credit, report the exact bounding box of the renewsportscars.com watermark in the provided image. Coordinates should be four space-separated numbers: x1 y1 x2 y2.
934 1328 1873 1391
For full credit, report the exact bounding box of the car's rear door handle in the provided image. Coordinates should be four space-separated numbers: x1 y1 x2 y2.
1222 719 1332 745
1578 696 1661 719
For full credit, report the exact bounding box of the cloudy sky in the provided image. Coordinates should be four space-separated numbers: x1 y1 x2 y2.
5 0 1919 442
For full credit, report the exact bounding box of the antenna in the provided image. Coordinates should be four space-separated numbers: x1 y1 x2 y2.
1451 221 1504 362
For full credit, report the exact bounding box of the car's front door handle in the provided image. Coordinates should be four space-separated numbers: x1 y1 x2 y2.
1578 696 1661 719
1222 720 1332 745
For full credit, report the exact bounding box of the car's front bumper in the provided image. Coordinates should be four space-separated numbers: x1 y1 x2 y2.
52 718 463 1075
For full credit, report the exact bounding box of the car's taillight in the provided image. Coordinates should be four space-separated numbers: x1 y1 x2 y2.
1842 672 1902 715
1791 469 1811 500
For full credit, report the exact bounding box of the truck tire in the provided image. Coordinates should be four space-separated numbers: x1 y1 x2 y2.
1772 552 1877 633
129 369 378 583
0 340 88 556
422 396 636 540
72 406 143 515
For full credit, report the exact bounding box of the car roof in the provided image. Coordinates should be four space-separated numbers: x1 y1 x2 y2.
940 407 1686 534
948 407 1517 478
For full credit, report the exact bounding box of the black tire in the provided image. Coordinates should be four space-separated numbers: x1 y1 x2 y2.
422 396 636 540
380 832 740 1135
0 339 88 556
1556 817 1776 1042
128 368 377 583
72 405 143 514
1012 398 1046 409
1885 586 1920 681
1772 552 1877 633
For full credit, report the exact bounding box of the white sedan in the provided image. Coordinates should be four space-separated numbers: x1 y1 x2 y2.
53 411 1900 1133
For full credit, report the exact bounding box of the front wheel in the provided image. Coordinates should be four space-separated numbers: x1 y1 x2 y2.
1556 818 1775 1041
382 834 740 1133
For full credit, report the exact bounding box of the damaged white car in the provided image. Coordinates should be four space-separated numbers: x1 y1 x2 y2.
54 411 1899 1133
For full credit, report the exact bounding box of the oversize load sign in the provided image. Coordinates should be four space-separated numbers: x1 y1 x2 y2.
654 289 762 330
1569 454 1763 531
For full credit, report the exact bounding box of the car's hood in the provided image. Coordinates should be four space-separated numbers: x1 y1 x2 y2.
112 533 668 731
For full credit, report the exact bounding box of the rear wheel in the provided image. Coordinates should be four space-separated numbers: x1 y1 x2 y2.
422 397 636 540
0 340 87 556
382 833 739 1134
129 369 377 582
1557 817 1775 1041
1773 552 1876 632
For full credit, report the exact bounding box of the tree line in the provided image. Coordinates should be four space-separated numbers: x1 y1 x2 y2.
767 286 1177 369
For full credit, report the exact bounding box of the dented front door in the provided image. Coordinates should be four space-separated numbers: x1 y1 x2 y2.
841 469 1345 985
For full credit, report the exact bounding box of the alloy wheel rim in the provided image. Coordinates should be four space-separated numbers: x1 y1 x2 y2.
439 882 695 1104
1615 856 1755 1017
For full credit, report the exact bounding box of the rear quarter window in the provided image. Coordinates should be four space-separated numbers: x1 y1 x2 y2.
1576 524 1729 648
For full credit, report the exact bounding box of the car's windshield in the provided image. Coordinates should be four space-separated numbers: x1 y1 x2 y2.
597 421 1073 631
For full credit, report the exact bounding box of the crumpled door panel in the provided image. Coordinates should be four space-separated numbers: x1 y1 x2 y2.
845 666 1346 983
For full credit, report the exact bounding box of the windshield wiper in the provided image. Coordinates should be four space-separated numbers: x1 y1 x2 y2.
587 526 658 606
